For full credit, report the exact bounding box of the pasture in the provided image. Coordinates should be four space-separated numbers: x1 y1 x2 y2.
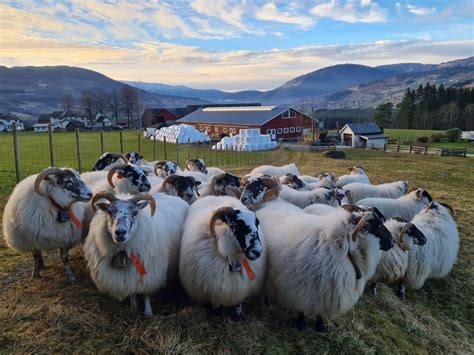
0 148 473 353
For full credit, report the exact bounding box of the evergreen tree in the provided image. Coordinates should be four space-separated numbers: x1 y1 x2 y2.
373 102 394 129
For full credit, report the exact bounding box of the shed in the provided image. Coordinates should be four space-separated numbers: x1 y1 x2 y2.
339 122 388 148
178 106 312 140
33 123 51 132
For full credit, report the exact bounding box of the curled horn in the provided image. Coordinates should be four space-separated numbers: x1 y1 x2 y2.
107 164 128 188
34 168 64 196
131 194 156 217
91 191 117 212
439 202 454 216
154 160 167 176
161 175 180 191
189 176 201 196
113 153 128 164
209 207 236 239
347 250 363 280
261 176 281 202
351 213 368 241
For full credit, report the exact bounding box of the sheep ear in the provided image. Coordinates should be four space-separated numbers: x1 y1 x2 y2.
94 201 110 212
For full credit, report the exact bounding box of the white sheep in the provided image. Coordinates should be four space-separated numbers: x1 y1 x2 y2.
179 196 266 319
399 202 459 299
3 167 93 282
153 160 180 178
198 173 242 198
258 203 393 331
336 166 370 187
250 163 300 177
369 217 427 296
299 173 337 189
91 152 128 171
344 180 408 203
279 185 339 208
357 188 432 221
157 175 202 204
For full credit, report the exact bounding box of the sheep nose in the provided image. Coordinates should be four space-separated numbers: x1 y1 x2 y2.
115 229 126 242
248 249 261 260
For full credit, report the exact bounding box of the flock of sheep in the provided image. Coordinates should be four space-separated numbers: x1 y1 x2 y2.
2 151 460 331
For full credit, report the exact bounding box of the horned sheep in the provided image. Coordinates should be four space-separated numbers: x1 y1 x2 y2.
336 166 370 187
3 167 92 282
250 163 300 177
344 180 409 203
179 196 266 319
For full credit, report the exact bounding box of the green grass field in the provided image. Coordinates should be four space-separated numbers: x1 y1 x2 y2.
0 147 473 353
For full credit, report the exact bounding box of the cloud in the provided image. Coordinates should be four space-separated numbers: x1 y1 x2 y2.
190 0 248 31
310 0 388 23
406 4 437 16
255 2 316 29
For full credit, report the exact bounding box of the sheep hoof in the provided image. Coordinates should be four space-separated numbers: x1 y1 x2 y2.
295 313 307 331
144 310 153 318
397 283 406 300
232 303 243 321
31 271 41 280
315 316 327 333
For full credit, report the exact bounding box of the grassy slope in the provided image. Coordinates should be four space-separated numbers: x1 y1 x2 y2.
0 149 473 353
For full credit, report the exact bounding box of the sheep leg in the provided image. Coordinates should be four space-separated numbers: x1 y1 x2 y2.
295 312 307 331
397 282 406 300
60 248 77 284
31 250 43 279
143 296 153 318
130 294 138 311
369 282 378 296
209 304 224 317
233 303 243 321
315 316 327 333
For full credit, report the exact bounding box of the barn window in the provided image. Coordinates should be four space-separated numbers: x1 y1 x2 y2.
296 127 302 132
230 128 236 133
223 128 228 133
290 127 295 133
284 127 289 133
277 128 282 134
205 126 210 131
282 110 296 119
214 127 218 132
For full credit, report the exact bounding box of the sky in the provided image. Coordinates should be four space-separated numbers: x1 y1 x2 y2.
1 0 473 91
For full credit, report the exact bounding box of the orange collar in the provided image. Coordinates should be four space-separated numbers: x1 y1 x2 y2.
130 254 146 276
241 258 256 281
49 197 83 229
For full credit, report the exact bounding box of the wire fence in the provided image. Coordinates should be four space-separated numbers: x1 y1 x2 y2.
0 124 284 195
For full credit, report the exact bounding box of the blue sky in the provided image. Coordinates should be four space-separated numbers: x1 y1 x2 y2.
1 0 473 90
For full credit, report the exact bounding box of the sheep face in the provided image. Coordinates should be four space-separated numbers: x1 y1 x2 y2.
185 159 208 174
213 173 241 197
125 151 144 164
95 199 149 244
281 173 304 190
155 161 178 177
423 201 453 220
334 187 351 205
412 188 432 204
352 210 394 251
349 166 366 176
318 172 336 188
46 169 93 206
92 152 126 171
164 176 201 204
223 209 262 260
240 177 269 208
110 165 151 193
398 223 427 251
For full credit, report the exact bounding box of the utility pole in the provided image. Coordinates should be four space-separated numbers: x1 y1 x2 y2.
311 106 315 142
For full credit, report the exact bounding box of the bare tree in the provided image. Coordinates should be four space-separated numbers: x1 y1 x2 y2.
110 89 121 125
80 90 97 129
120 86 139 128
94 89 110 115
62 94 74 113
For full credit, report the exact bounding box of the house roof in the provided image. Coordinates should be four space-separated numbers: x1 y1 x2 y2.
33 123 49 127
178 106 296 126
65 120 85 128
342 122 382 135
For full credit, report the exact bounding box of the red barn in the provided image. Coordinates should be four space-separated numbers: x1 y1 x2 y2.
177 106 312 140
141 108 190 128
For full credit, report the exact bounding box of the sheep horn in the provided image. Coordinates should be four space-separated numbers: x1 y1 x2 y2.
107 164 129 188
209 207 236 239
113 153 128 164
131 194 156 217
189 177 201 196
161 175 179 191
91 191 117 212
34 168 64 196
351 213 369 241
154 160 167 176
348 250 363 280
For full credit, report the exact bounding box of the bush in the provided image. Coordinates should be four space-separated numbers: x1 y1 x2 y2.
416 136 429 144
431 133 445 142
445 128 462 142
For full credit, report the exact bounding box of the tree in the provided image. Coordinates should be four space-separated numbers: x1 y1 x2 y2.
94 89 110 115
80 90 97 128
110 89 121 125
373 102 394 129
62 94 74 113
120 86 139 128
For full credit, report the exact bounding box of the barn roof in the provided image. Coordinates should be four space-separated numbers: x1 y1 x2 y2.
343 122 382 135
178 106 293 126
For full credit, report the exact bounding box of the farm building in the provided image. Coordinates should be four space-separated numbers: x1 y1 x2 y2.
141 108 190 128
339 122 388 148
461 131 474 141
178 106 312 140
33 123 51 132
0 113 25 132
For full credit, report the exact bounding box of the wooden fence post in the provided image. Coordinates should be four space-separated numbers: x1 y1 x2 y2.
464 147 467 158
424 146 427 155
209 141 212 166
75 128 82 173
176 140 179 166
138 134 141 154
409 145 412 154
163 136 167 160
48 124 55 167
12 122 21 183
100 130 104 154
397 144 400 152
187 139 190 160
119 131 124 153
153 136 156 161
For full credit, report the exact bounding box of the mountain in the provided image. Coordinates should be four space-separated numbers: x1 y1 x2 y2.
308 66 474 109
375 63 437 74
0 66 207 118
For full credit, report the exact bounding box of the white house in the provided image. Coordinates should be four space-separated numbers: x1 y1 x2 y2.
0 114 25 132
339 122 388 148
461 131 474 141
33 123 51 132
